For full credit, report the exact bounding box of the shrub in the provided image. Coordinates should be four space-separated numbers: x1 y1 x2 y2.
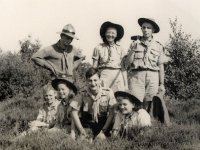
0 36 51 100
165 18 200 100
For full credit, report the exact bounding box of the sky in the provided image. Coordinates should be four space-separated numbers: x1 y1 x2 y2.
0 0 200 63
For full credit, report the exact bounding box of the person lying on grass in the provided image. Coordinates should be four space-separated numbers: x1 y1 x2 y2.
112 90 151 139
16 85 60 137
70 67 117 140
50 75 77 138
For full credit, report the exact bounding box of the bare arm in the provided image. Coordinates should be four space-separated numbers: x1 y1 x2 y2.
102 107 115 131
93 59 98 68
73 57 85 70
158 64 165 93
71 109 86 135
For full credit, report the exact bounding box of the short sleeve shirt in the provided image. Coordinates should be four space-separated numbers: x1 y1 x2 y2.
92 43 125 69
70 87 117 116
32 40 81 76
36 100 60 124
127 38 167 70
113 109 151 131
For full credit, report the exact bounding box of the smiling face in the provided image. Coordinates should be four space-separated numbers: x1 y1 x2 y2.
86 73 101 93
117 97 135 115
141 22 155 38
105 27 117 44
60 34 73 46
57 83 70 99
44 90 57 104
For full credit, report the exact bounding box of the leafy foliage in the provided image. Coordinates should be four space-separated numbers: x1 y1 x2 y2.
165 18 200 100
0 36 51 100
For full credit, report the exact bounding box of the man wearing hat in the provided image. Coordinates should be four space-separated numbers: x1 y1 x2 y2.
31 24 85 79
125 18 168 112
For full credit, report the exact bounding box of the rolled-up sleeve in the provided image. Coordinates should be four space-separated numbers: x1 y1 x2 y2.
70 94 83 111
32 47 50 59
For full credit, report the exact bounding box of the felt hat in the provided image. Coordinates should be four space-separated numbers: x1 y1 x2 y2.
114 90 142 106
52 75 77 94
57 24 79 40
100 21 124 41
138 18 160 33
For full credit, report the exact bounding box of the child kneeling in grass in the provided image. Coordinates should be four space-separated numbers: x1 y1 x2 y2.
112 90 151 139
50 75 77 139
16 85 60 138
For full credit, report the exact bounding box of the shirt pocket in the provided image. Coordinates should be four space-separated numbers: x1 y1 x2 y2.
99 97 109 113
149 49 160 63
99 49 108 63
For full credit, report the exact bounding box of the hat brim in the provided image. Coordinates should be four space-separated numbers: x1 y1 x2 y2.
115 91 142 106
52 78 77 95
57 32 79 40
138 18 160 33
100 21 124 41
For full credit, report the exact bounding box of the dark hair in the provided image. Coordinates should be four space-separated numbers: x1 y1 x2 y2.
117 96 142 112
101 27 121 44
85 67 100 79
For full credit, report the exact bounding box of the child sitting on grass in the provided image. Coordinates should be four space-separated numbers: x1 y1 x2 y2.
15 85 60 138
50 75 77 139
112 90 151 139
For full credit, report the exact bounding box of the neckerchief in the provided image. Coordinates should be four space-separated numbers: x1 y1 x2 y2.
86 87 103 123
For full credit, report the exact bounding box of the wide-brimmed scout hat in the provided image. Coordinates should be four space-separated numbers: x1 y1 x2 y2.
114 90 142 106
100 21 124 41
52 75 77 94
57 24 79 40
138 18 160 33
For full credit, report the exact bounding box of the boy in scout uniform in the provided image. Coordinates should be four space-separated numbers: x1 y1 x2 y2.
70 67 117 140
125 18 167 112
31 24 85 80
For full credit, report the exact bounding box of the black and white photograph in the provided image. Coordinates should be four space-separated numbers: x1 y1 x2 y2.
0 0 200 149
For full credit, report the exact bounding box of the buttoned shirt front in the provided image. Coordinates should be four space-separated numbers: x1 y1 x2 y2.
127 38 166 71
92 43 125 69
32 40 81 76
70 87 117 118
36 100 60 124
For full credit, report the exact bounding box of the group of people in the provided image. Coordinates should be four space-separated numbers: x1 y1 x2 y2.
22 17 170 141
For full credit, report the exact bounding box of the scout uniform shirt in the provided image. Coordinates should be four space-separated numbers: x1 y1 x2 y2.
126 37 167 71
92 43 125 69
32 40 82 77
113 109 151 138
36 99 60 126
70 87 117 123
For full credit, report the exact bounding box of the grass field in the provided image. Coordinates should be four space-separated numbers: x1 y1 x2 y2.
0 92 200 150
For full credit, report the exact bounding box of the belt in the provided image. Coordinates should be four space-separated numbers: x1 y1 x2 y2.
98 67 121 70
130 68 158 72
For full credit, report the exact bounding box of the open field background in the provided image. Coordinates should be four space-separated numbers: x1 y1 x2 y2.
0 19 200 150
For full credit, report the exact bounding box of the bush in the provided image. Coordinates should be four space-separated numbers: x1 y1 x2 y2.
0 36 51 100
165 18 200 100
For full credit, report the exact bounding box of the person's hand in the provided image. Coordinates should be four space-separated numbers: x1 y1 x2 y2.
54 69 67 77
158 84 165 94
112 130 118 138
96 131 106 140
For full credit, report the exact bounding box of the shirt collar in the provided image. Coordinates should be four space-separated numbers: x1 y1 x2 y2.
140 36 154 46
86 86 105 101
55 40 73 52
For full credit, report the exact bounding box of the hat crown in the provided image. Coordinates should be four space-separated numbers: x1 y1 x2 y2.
62 24 75 34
